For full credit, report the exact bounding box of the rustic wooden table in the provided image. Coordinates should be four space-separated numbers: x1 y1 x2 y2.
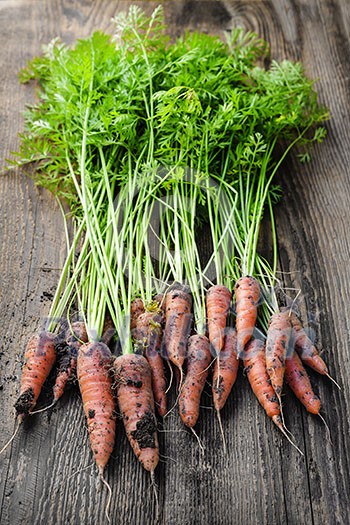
1 1 349 524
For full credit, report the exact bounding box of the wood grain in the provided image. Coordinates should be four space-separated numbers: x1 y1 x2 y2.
0 1 349 524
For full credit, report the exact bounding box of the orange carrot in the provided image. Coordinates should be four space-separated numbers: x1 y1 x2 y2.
206 285 232 355
285 350 321 414
178 334 211 428
164 284 192 378
285 308 328 375
265 310 292 399
244 338 280 424
114 354 159 472
212 327 239 412
52 321 88 403
235 276 260 356
130 298 145 332
101 313 116 345
135 310 167 417
77 341 116 475
154 293 165 312
14 332 56 416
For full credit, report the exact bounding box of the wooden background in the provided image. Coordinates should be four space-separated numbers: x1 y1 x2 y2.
0 1 349 524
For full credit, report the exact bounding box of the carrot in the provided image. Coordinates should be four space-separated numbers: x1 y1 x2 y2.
285 308 327 374
206 285 232 355
130 298 145 332
178 334 211 428
243 339 281 424
235 276 260 356
153 293 165 312
52 321 88 403
285 350 321 414
135 309 167 417
113 353 159 472
265 310 292 399
164 284 192 381
212 327 239 412
243 338 304 454
77 341 116 475
101 312 116 345
14 331 56 417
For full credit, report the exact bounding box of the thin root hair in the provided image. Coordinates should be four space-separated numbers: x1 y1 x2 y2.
190 427 205 454
99 468 112 524
318 413 333 445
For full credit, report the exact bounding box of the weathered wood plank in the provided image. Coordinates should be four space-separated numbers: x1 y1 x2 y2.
0 1 349 524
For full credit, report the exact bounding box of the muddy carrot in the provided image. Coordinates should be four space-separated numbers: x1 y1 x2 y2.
178 334 211 428
235 276 260 356
212 327 239 412
14 331 56 416
206 285 232 355
130 298 145 332
77 341 116 475
52 321 88 403
244 338 280 424
135 309 167 417
164 284 192 381
265 310 292 399
285 308 328 374
114 354 159 472
285 350 321 414
243 338 303 454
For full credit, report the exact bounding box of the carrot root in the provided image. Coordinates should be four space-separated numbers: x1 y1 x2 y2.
216 408 227 454
135 310 167 417
0 416 22 455
114 353 159 472
77 341 116 472
206 284 232 355
178 334 211 428
235 276 260 356
285 351 321 415
326 373 341 390
266 310 292 398
272 415 304 456
318 413 332 445
164 283 192 371
99 467 112 524
212 327 239 412
15 331 57 416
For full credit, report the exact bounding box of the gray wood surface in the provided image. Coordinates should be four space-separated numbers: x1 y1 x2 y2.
0 1 349 524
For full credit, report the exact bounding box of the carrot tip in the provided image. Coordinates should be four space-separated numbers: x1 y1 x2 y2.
150 470 159 522
318 413 333 445
30 400 56 415
272 415 304 456
0 417 22 455
99 468 112 524
216 409 227 454
326 373 341 390
190 427 205 454
165 360 173 394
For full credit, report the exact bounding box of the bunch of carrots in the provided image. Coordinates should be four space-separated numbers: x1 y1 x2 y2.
1 6 339 520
